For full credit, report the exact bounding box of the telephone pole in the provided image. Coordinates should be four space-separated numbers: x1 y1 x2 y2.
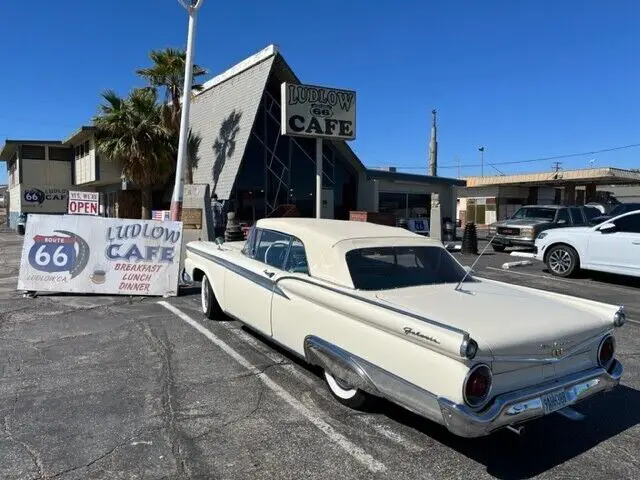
428 109 438 176
478 146 485 177
552 161 562 173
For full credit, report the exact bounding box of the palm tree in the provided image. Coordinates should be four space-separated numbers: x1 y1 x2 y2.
137 48 207 184
94 88 174 219
137 48 207 131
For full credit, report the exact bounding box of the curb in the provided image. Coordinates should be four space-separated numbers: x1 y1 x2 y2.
501 260 534 270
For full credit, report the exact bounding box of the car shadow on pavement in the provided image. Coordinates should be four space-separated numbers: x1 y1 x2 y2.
376 384 640 479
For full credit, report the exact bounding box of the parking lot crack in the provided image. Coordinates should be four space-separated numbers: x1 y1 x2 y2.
139 321 213 480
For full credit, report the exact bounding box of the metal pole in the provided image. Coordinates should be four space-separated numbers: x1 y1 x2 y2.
170 0 204 221
315 138 323 218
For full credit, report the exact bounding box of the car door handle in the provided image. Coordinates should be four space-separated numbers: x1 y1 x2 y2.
263 269 275 278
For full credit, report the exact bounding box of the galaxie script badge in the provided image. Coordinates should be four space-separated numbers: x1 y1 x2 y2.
403 327 440 344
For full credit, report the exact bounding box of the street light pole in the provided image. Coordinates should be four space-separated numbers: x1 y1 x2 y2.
170 0 204 222
478 146 485 177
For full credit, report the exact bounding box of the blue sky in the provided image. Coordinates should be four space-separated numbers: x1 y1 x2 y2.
1 0 639 185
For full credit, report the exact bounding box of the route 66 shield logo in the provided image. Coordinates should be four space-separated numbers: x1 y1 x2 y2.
28 230 90 278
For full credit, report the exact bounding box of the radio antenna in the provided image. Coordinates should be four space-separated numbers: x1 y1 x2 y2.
455 232 497 291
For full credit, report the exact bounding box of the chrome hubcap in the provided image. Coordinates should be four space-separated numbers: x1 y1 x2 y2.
549 249 572 274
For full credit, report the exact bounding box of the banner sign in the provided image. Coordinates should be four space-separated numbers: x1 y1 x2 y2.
280 82 356 140
18 214 183 296
21 185 69 213
68 191 99 216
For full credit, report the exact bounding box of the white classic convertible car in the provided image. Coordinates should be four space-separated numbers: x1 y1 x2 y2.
183 218 625 438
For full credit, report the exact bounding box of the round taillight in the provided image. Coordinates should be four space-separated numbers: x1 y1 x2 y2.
598 335 615 368
463 364 492 408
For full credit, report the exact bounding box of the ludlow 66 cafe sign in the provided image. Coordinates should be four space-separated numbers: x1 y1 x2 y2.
280 83 356 140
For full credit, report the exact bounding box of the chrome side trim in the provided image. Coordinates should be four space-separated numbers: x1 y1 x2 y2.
303 335 445 425
186 245 288 298
438 359 623 438
277 275 469 338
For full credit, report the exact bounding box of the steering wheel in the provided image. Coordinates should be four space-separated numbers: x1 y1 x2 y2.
264 240 289 266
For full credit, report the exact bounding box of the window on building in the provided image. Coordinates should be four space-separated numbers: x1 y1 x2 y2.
84 140 90 155
407 193 431 218
49 147 73 161
21 145 46 160
378 192 407 218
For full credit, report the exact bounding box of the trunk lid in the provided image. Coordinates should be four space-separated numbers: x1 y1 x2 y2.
369 279 615 360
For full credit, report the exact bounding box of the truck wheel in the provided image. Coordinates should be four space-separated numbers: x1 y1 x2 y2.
492 244 506 252
546 245 579 277
201 274 223 319
324 370 368 409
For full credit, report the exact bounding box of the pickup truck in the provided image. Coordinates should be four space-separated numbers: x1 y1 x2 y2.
488 205 597 252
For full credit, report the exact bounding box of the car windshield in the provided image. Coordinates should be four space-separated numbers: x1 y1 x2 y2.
510 207 556 220
345 246 470 291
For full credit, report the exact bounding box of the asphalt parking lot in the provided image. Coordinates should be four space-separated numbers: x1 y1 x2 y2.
1 230 639 479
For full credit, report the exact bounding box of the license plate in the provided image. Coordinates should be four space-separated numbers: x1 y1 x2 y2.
541 390 568 414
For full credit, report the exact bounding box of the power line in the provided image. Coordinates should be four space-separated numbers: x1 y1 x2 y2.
370 142 640 170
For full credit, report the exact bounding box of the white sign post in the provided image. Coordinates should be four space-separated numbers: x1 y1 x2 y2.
68 191 100 216
18 214 183 296
280 82 356 218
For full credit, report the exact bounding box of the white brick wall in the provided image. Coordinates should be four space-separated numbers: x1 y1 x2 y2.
189 56 275 199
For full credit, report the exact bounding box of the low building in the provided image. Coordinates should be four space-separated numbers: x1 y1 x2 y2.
0 140 75 228
62 126 127 217
458 167 640 225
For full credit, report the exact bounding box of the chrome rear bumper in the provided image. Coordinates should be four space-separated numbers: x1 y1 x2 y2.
438 360 623 438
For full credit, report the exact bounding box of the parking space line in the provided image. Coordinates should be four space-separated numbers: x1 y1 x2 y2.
219 322 321 389
485 266 577 284
357 415 424 453
158 301 387 473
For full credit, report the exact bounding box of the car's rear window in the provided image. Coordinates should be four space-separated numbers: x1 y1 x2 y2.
345 246 469 291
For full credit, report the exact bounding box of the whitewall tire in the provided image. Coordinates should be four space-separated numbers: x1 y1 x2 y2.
324 370 368 409
201 274 222 320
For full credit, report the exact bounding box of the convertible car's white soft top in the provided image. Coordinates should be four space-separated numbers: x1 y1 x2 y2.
250 217 444 288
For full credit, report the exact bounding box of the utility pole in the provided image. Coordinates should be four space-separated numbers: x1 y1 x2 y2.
478 146 485 177
170 0 205 222
455 155 461 179
428 109 438 176
552 161 562 173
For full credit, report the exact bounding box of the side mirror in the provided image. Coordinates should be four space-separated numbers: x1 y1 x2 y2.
598 223 616 234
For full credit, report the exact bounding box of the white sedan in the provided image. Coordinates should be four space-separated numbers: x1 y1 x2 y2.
184 218 624 438
534 210 640 278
